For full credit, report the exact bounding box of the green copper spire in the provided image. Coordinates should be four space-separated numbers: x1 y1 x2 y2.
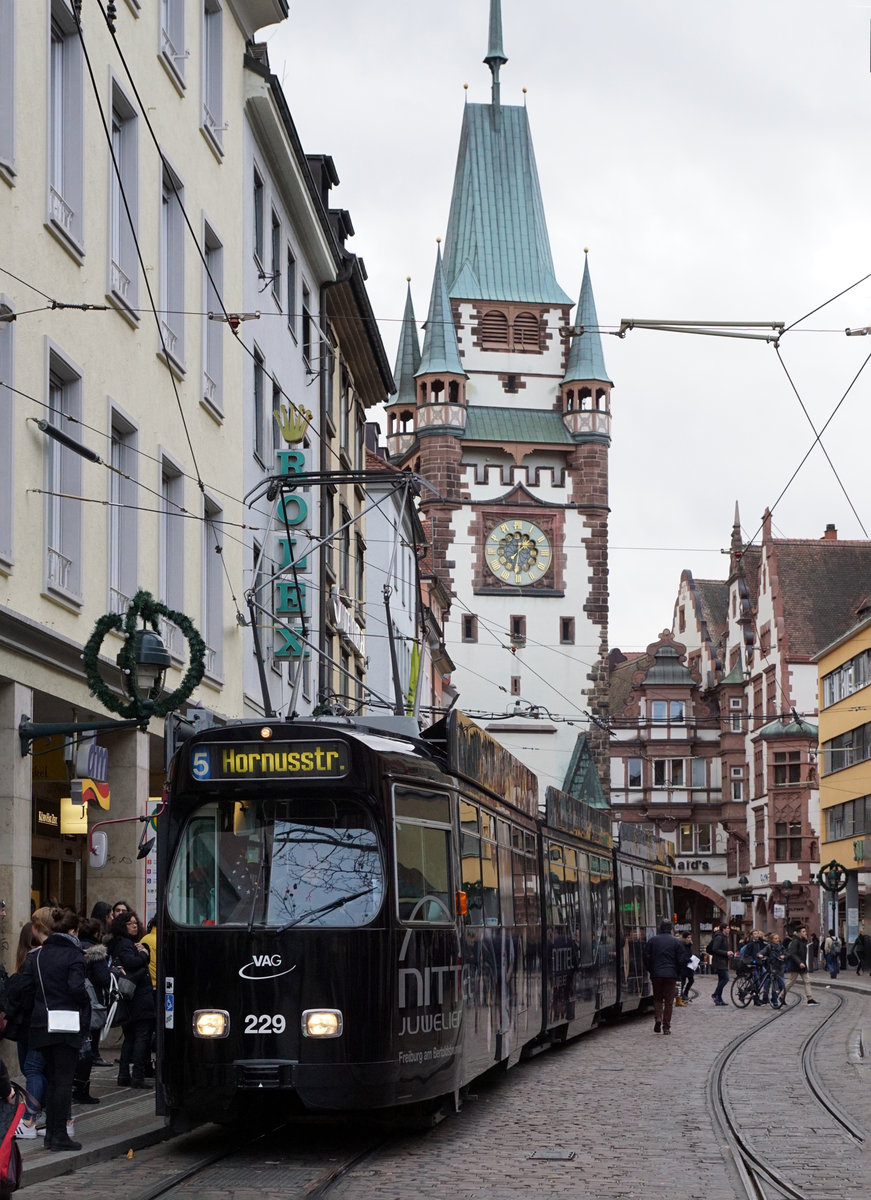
484 0 507 106
562 254 612 384
391 281 421 405
416 245 466 378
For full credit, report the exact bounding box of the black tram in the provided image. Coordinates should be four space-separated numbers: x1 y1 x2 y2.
155 711 671 1127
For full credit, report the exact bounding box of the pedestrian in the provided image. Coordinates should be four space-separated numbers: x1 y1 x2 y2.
109 901 132 922
5 913 50 1140
738 929 767 1004
823 928 840 978
0 1055 17 1200
19 907 89 1151
851 929 871 974
106 911 155 1088
642 920 687 1034
677 931 697 1005
809 931 820 971
71 918 111 1105
707 921 732 1006
89 902 111 933
140 915 157 988
783 925 817 1004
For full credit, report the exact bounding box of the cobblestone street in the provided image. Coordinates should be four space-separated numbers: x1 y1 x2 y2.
17 978 871 1200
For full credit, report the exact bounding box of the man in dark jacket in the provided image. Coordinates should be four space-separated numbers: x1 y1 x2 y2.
643 920 688 1034
708 922 732 1006
783 926 817 1003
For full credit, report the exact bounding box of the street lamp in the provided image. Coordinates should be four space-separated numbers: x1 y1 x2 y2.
19 590 203 754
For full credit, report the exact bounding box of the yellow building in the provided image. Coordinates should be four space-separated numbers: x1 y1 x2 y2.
814 614 871 945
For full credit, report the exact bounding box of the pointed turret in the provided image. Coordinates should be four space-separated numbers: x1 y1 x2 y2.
560 254 612 444
385 280 421 460
414 244 467 439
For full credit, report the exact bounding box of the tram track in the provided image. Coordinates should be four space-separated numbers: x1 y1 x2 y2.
708 992 866 1200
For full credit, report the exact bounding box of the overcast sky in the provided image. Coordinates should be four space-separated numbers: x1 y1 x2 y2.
267 1 871 653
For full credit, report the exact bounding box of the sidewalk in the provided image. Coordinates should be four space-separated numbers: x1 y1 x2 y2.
16 1033 168 1190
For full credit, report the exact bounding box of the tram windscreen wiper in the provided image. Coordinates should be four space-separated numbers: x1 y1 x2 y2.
277 887 374 933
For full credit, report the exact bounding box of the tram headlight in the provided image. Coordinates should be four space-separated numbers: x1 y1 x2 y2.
192 1009 230 1039
301 1009 343 1039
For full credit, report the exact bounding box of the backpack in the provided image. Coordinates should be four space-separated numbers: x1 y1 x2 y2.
706 940 714 954
83 978 108 1032
829 936 841 955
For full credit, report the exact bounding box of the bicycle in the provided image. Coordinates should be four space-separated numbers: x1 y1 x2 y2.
731 960 784 1009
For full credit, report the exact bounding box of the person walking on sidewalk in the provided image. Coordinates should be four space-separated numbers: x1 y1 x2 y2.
676 931 697 1006
823 929 840 978
643 920 687 1034
708 922 733 1006
783 926 817 1004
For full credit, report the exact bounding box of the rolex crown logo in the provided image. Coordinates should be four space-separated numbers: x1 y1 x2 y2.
274 402 313 445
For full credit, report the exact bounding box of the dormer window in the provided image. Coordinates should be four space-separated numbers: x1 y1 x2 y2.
651 699 686 723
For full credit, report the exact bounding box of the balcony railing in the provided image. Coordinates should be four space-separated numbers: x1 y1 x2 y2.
47 546 73 591
49 187 74 235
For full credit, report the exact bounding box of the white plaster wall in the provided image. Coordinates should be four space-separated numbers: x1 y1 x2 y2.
454 302 567 409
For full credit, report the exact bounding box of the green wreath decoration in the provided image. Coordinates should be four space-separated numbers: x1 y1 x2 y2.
82 590 206 720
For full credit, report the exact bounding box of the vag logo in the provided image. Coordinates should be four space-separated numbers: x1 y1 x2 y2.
239 954 297 980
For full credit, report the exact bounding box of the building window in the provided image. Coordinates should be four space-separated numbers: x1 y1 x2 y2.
773 751 801 786
678 605 686 633
754 809 765 866
48 2 85 252
653 759 684 787
697 824 712 854
301 285 312 365
627 758 642 788
271 377 282 458
651 699 686 723
513 312 540 350
286 247 296 336
691 757 706 788
159 457 185 657
729 696 743 732
252 345 265 462
201 0 223 151
202 495 223 678
45 350 83 601
253 167 264 265
0 302 13 564
510 615 526 647
160 0 186 88
823 649 871 708
270 209 281 306
108 84 138 313
774 821 802 861
0 0 14 182
202 225 223 414
480 310 508 348
510 675 521 697
827 796 871 841
339 505 351 595
823 722 871 775
560 616 575 645
108 412 138 615
160 163 185 368
462 613 478 643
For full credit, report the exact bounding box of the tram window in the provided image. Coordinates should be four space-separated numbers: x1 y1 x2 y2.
395 820 452 924
166 798 384 929
480 837 500 924
511 826 524 851
461 830 484 926
498 833 514 926
395 788 451 824
524 833 536 857
480 811 495 841
459 799 479 839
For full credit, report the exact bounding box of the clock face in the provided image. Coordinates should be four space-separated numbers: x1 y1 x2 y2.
484 519 552 586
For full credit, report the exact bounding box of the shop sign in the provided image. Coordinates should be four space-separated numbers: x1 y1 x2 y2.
33 797 61 838
30 736 67 782
60 797 88 836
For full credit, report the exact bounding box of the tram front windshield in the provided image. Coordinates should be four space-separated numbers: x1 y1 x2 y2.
167 798 383 928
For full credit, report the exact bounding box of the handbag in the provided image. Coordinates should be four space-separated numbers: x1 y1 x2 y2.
113 971 137 1001
36 951 81 1036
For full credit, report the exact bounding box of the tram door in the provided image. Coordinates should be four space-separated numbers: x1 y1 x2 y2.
393 786 463 1098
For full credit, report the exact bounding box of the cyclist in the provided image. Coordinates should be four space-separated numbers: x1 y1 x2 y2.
761 932 786 1007
738 928 768 1005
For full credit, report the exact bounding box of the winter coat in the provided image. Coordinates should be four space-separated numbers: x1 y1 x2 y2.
708 931 730 971
762 942 786 976
643 933 688 980
107 934 155 1024
82 938 112 1002
784 934 808 974
23 934 89 1048
140 926 157 986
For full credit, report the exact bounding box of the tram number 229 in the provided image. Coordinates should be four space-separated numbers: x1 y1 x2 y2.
244 1014 286 1034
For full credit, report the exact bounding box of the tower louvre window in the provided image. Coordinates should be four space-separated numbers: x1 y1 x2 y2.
513 312 540 350
480 310 509 347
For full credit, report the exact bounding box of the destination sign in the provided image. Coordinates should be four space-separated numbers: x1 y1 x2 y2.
190 741 349 782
